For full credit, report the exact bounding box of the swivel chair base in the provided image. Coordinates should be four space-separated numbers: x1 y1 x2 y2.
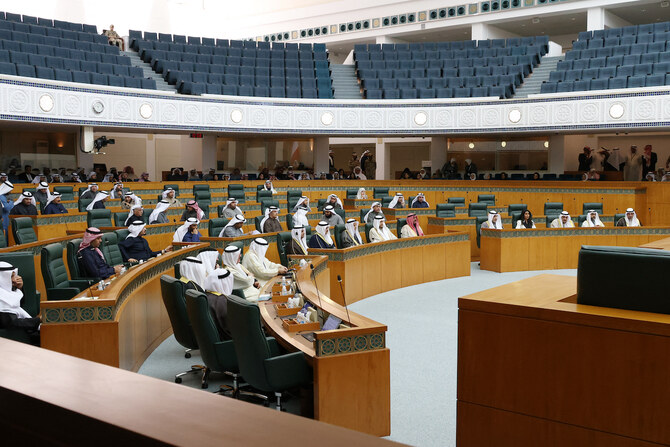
174 364 206 387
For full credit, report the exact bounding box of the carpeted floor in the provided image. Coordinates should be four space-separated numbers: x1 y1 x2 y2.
138 262 577 446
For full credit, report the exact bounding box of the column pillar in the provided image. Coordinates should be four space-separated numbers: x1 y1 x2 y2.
76 126 94 171
548 135 565 174
430 136 447 177
145 134 156 181
470 23 489 41
202 135 217 172
587 7 604 31
375 138 390 180
227 141 236 170
313 136 330 175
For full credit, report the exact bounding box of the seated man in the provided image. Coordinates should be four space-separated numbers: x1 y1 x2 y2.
480 210 503 229
0 181 14 237
364 202 384 225
616 208 642 227
80 183 99 200
369 215 397 243
162 188 182 208
10 192 38 216
0 261 41 341
202 168 217 181
326 194 343 209
34 181 49 204
356 188 368 199
551 211 575 228
221 245 260 301
202 267 235 340
43 192 68 215
340 218 363 248
293 196 311 212
400 213 424 238
286 225 309 255
308 221 335 249
110 182 125 199
220 198 244 219
261 206 282 233
411 193 430 208
178 256 208 292
149 200 170 225
388 193 406 209
125 205 145 227
121 191 142 210
242 238 288 287
322 205 344 226
173 217 201 242
219 214 246 237
582 210 605 227
86 191 110 210
181 200 205 222
118 220 172 262
103 24 124 50
78 227 123 279
262 179 277 193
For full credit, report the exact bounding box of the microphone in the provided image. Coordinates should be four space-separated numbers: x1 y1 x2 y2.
309 263 324 322
336 275 351 324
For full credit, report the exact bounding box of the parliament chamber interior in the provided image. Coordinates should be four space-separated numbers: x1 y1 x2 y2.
2 1 670 446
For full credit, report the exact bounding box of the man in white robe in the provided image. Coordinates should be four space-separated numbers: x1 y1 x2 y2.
551 211 575 228
581 210 605 227
221 245 260 301
0 262 40 338
480 210 503 229
369 215 397 243
242 238 287 287
364 202 384 225
220 198 244 219
340 218 363 248
616 208 642 227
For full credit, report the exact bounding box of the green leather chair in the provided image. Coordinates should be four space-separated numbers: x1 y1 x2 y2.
381 196 393 208
260 199 279 215
468 203 488 218
436 203 456 218
11 217 37 244
0 252 40 344
508 204 527 216
373 187 389 198
0 234 6 249
164 184 180 196
22 187 36 195
100 233 125 268
65 238 101 283
545 215 558 228
115 229 130 241
254 216 264 233
346 189 358 199
396 218 407 237
53 186 74 201
284 214 294 231
87 209 112 228
196 201 211 219
577 214 588 226
364 223 373 243
192 184 209 195
475 216 487 248
257 189 273 203
448 197 465 206
209 218 229 238
78 186 88 197
582 202 603 215
78 198 93 212
159 275 206 386
228 184 246 203
316 198 327 211
359 208 371 223
194 191 211 202
276 229 311 266
511 211 523 225
333 224 345 248
41 243 91 300
226 294 312 410
544 202 564 218
286 190 302 201
478 194 495 206
613 213 625 225
333 208 345 222
287 196 301 213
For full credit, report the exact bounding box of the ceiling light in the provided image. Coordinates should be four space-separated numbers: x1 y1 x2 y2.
501 141 507 147
544 141 549 148
531 17 540 24
468 142 475 149
661 1 669 7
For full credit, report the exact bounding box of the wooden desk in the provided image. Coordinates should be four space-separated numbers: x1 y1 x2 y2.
458 274 670 446
480 226 670 272
308 232 470 306
40 243 207 371
258 256 390 437
639 235 670 251
203 232 282 265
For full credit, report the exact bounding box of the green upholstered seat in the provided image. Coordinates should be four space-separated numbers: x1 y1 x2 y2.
185 289 241 389
333 224 345 248
209 218 229 238
582 202 603 215
257 189 273 203
475 216 487 248
276 229 311 266
436 203 456 218
334 208 345 222
11 217 37 245
545 215 558 228
346 189 358 199
544 202 564 218
194 190 211 202
164 184 179 196
254 216 263 233
78 186 88 197
359 209 368 223
192 184 209 195
0 234 6 249
613 213 625 225
226 295 312 409
227 184 245 203
287 196 301 213
508 204 527 215
115 229 130 241
22 187 36 194
468 203 488 218
0 252 40 344
373 187 389 198
364 223 373 243
511 211 523 224
87 209 112 228
53 186 74 201
284 214 294 231
286 190 302 200
577 214 588 226
41 243 91 300
196 201 211 219
381 196 393 208
78 198 93 212
448 197 465 205
260 199 279 215
316 198 327 211
478 194 495 206
66 238 101 283
396 218 407 236
100 233 124 267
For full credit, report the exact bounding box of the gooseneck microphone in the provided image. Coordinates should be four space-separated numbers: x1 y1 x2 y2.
337 274 351 324
309 263 324 321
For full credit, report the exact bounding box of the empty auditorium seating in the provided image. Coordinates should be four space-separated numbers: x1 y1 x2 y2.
130 31 333 98
354 37 549 99
0 11 155 89
541 21 670 93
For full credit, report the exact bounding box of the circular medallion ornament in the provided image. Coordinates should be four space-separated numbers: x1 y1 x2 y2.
342 111 358 127
459 109 476 126
184 105 199 122
508 108 521 123
114 100 130 119
161 103 178 122
555 104 572 123
139 103 153 119
321 111 334 126
389 111 404 127
38 94 54 112
274 109 290 126
581 103 599 121
414 111 428 126
64 95 81 115
9 90 28 112
365 111 383 128
230 109 243 123
92 100 104 114
609 103 624 119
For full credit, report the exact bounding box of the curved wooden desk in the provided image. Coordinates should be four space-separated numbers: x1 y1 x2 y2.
258 256 390 437
41 243 208 371
309 231 470 306
480 226 670 272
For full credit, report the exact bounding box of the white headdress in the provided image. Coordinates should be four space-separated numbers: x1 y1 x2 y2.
203 268 233 296
291 225 308 254
345 218 362 245
86 191 109 211
315 221 333 246
249 238 270 264
364 202 382 223
219 214 245 237
372 215 394 241
624 208 640 227
0 262 30 319
14 191 36 207
260 206 279 232
388 193 404 209
173 217 199 242
293 196 310 212
556 211 573 228
126 220 146 239
293 207 309 228
327 194 343 208
356 188 367 199
197 249 220 276
411 193 429 207
45 191 61 207
0 181 13 196
582 210 604 227
149 200 170 224
127 204 143 222
486 210 503 230
179 256 207 288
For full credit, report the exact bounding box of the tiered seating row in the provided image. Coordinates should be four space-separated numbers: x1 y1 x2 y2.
542 21 670 93
354 37 548 99
130 30 332 98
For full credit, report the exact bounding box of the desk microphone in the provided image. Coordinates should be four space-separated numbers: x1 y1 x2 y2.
336 275 351 325
309 263 324 322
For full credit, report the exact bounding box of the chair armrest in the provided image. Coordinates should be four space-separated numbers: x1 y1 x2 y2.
73 276 102 285
264 351 312 390
46 288 82 301
67 280 95 290
212 340 239 372
232 288 245 299
267 337 280 357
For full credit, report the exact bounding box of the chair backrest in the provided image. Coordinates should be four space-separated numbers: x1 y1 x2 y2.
194 191 211 202
226 295 275 390
78 198 93 212
66 238 86 280
101 232 123 266
11 217 37 244
192 184 209 195
284 214 294 231
333 224 345 248
41 242 70 290
209 218 229 238
448 197 465 205
228 184 245 203
477 194 495 206
78 186 88 197
164 184 179 196
0 252 39 316
373 187 389 198
436 203 456 218
475 216 487 248
577 214 588 226
114 211 128 227
287 196 300 212
256 189 273 202
360 209 368 223
185 289 239 372
87 209 112 228
545 215 556 228
364 223 373 243
159 275 199 350
507 204 527 215
396 218 407 236
468 203 488 217
381 196 393 208
260 199 279 215
582 202 603 215
544 202 564 217
511 211 523 224
254 215 263 232
115 229 130 241
346 189 358 199
53 186 74 201
286 190 303 200
614 213 625 224
316 198 327 211
276 231 292 267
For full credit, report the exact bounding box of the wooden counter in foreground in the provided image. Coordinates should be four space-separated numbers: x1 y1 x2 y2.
458 274 670 446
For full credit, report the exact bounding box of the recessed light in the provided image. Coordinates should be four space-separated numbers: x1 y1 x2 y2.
641 9 646 12
571 17 576 21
